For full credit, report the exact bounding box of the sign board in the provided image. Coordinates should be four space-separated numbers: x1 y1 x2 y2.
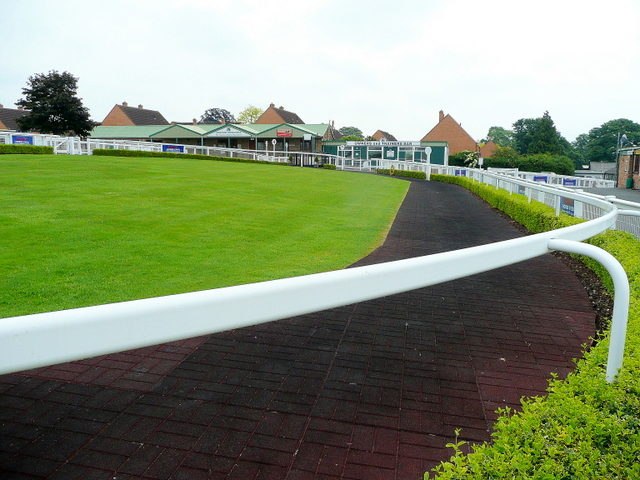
11 135 34 145
346 140 420 147
518 185 526 196
162 145 184 153
533 175 548 183
562 178 577 186
455 169 467 177
206 126 251 138
277 128 293 137
560 197 575 216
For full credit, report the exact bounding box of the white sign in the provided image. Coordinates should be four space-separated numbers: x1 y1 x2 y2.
206 126 251 138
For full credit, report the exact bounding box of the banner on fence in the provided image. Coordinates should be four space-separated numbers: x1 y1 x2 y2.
455 169 466 177
560 197 575 216
533 175 548 183
162 145 184 153
563 178 577 186
12 135 34 145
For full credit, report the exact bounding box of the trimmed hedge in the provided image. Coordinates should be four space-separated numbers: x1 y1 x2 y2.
323 163 337 170
0 144 54 155
428 174 640 479
91 148 291 166
377 168 427 180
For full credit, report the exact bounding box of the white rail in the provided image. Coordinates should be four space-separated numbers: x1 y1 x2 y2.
0 174 631 382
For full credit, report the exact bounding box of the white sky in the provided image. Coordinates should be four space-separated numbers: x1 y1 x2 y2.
3 0 640 142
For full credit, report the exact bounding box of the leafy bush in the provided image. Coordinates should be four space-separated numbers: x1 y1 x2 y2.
376 168 426 180
322 163 337 170
0 144 54 154
92 148 291 166
429 174 640 479
483 153 575 176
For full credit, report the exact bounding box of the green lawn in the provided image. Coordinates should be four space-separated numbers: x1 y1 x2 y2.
0 154 409 318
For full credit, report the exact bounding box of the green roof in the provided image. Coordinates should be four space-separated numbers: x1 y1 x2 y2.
91 125 166 139
90 123 332 140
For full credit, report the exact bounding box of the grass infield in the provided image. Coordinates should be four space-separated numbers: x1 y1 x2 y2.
0 154 409 318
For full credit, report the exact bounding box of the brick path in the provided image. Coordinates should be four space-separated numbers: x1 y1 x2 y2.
0 180 596 479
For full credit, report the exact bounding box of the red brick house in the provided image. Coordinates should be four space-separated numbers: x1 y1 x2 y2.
421 111 478 155
0 105 30 130
101 102 169 126
255 104 304 124
479 140 498 158
371 130 397 141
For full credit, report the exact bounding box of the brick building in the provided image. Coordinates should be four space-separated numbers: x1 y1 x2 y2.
101 102 169 126
0 105 30 131
421 110 478 155
371 130 397 141
617 147 640 188
255 104 304 124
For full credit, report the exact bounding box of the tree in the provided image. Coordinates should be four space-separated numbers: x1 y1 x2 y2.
583 118 640 164
512 112 565 156
340 134 363 141
16 70 95 137
237 105 263 124
199 108 236 124
339 126 363 138
483 126 514 147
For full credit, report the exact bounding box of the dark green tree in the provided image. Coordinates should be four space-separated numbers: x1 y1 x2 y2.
513 111 565 155
340 134 364 141
16 70 95 137
339 126 363 138
583 118 640 163
199 108 236 124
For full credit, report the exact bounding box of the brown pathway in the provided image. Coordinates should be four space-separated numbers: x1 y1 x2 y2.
0 180 596 479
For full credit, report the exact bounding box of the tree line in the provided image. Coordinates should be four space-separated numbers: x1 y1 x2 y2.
477 112 640 174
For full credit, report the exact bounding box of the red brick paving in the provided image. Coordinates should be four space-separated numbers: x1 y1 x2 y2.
0 180 595 479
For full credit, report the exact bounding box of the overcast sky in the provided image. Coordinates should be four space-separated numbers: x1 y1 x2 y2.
3 0 640 142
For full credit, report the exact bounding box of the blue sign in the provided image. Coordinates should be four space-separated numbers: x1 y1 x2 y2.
12 135 34 145
560 197 575 216
533 175 548 183
455 169 466 177
563 178 577 186
162 145 184 153
518 185 526 195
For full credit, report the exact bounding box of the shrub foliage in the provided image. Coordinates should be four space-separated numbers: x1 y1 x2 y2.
429 174 640 479
0 144 54 154
92 148 291 166
376 168 426 180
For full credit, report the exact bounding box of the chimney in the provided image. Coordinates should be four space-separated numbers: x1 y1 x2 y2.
17 106 23 110
0 104 3 108
439 110 444 122
122 101 128 106
221 117 226 125
279 106 284 110
192 118 197 125
270 103 275 108
138 104 144 109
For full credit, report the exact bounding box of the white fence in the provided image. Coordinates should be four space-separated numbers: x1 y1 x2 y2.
0 167 634 382
0 132 341 166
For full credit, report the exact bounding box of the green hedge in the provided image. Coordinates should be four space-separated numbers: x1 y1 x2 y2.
0 144 54 155
323 163 337 170
92 148 291 166
428 175 640 479
376 168 427 180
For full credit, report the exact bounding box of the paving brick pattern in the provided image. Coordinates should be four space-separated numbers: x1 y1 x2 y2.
0 180 595 479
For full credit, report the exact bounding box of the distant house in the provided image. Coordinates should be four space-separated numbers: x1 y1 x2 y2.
0 105 30 131
421 110 478 155
371 130 397 142
479 140 497 158
101 102 169 126
255 104 304 124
